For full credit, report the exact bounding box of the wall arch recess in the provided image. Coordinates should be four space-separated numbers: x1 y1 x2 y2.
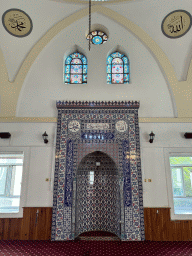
0 6 179 118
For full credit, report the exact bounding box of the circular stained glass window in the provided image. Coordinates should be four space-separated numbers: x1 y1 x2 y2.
87 31 108 45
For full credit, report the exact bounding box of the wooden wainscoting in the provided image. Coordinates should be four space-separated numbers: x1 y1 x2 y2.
0 207 52 240
144 207 192 241
1 207 192 240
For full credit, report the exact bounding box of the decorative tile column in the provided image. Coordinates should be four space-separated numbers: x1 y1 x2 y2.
51 101 145 241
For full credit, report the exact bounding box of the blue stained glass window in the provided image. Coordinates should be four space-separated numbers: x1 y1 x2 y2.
107 51 129 84
82 57 87 64
124 74 129 82
64 52 87 84
107 74 112 83
107 56 113 64
83 74 87 83
107 65 111 73
65 75 70 83
65 57 72 64
65 65 70 74
83 65 87 74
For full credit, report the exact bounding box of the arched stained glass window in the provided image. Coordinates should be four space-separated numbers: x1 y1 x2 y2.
64 52 87 84
107 52 129 84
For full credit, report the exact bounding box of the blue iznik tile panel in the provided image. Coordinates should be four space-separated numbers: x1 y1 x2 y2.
64 140 74 207
51 101 145 241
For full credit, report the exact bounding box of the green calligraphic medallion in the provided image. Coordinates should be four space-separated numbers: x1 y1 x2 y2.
2 9 33 37
161 10 192 39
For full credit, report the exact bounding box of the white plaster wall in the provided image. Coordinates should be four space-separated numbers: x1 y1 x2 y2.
26 147 54 207
0 122 192 208
0 122 57 207
17 13 174 118
140 122 192 207
141 147 169 207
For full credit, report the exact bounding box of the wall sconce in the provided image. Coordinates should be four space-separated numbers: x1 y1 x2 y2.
149 131 155 143
0 132 11 139
42 131 48 144
184 133 192 139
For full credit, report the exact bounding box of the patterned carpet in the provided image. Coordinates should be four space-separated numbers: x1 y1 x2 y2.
0 240 192 256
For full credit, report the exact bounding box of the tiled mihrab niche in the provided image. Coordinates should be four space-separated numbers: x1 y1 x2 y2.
52 101 144 241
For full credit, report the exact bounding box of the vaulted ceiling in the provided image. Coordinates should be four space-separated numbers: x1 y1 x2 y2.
0 0 192 120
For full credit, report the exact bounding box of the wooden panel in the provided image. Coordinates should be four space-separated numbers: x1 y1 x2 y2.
20 207 31 240
1 207 192 240
9 218 23 240
0 207 52 240
144 207 171 241
144 207 192 241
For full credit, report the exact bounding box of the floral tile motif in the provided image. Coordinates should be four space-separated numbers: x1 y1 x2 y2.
51 101 144 241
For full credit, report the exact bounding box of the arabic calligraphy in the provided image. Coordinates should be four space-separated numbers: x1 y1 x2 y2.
86 123 110 130
162 10 192 39
167 15 183 34
8 16 26 32
68 120 80 132
115 121 128 133
2 9 33 37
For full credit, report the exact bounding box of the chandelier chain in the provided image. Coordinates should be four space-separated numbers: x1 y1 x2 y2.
89 0 91 51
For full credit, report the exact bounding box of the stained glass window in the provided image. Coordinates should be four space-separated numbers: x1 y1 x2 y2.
106 52 129 84
64 52 87 84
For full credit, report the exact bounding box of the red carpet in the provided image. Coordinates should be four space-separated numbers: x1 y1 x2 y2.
0 240 192 256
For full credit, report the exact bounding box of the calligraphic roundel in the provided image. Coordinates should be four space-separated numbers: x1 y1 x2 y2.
68 120 81 132
161 10 192 39
115 120 128 133
2 8 33 37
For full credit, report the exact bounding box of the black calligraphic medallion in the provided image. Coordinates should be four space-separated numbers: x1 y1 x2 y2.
2 9 33 37
161 10 192 39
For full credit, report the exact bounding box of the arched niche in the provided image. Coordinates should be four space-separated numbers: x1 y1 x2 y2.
74 151 121 239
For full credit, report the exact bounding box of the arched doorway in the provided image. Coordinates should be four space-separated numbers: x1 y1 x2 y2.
75 151 121 239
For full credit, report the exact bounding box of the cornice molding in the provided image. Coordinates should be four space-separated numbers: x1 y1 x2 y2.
1 117 192 123
56 100 140 109
50 0 135 4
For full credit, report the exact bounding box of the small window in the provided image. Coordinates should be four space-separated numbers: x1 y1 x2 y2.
90 171 94 185
169 156 192 215
64 52 87 84
0 153 24 214
107 51 129 84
